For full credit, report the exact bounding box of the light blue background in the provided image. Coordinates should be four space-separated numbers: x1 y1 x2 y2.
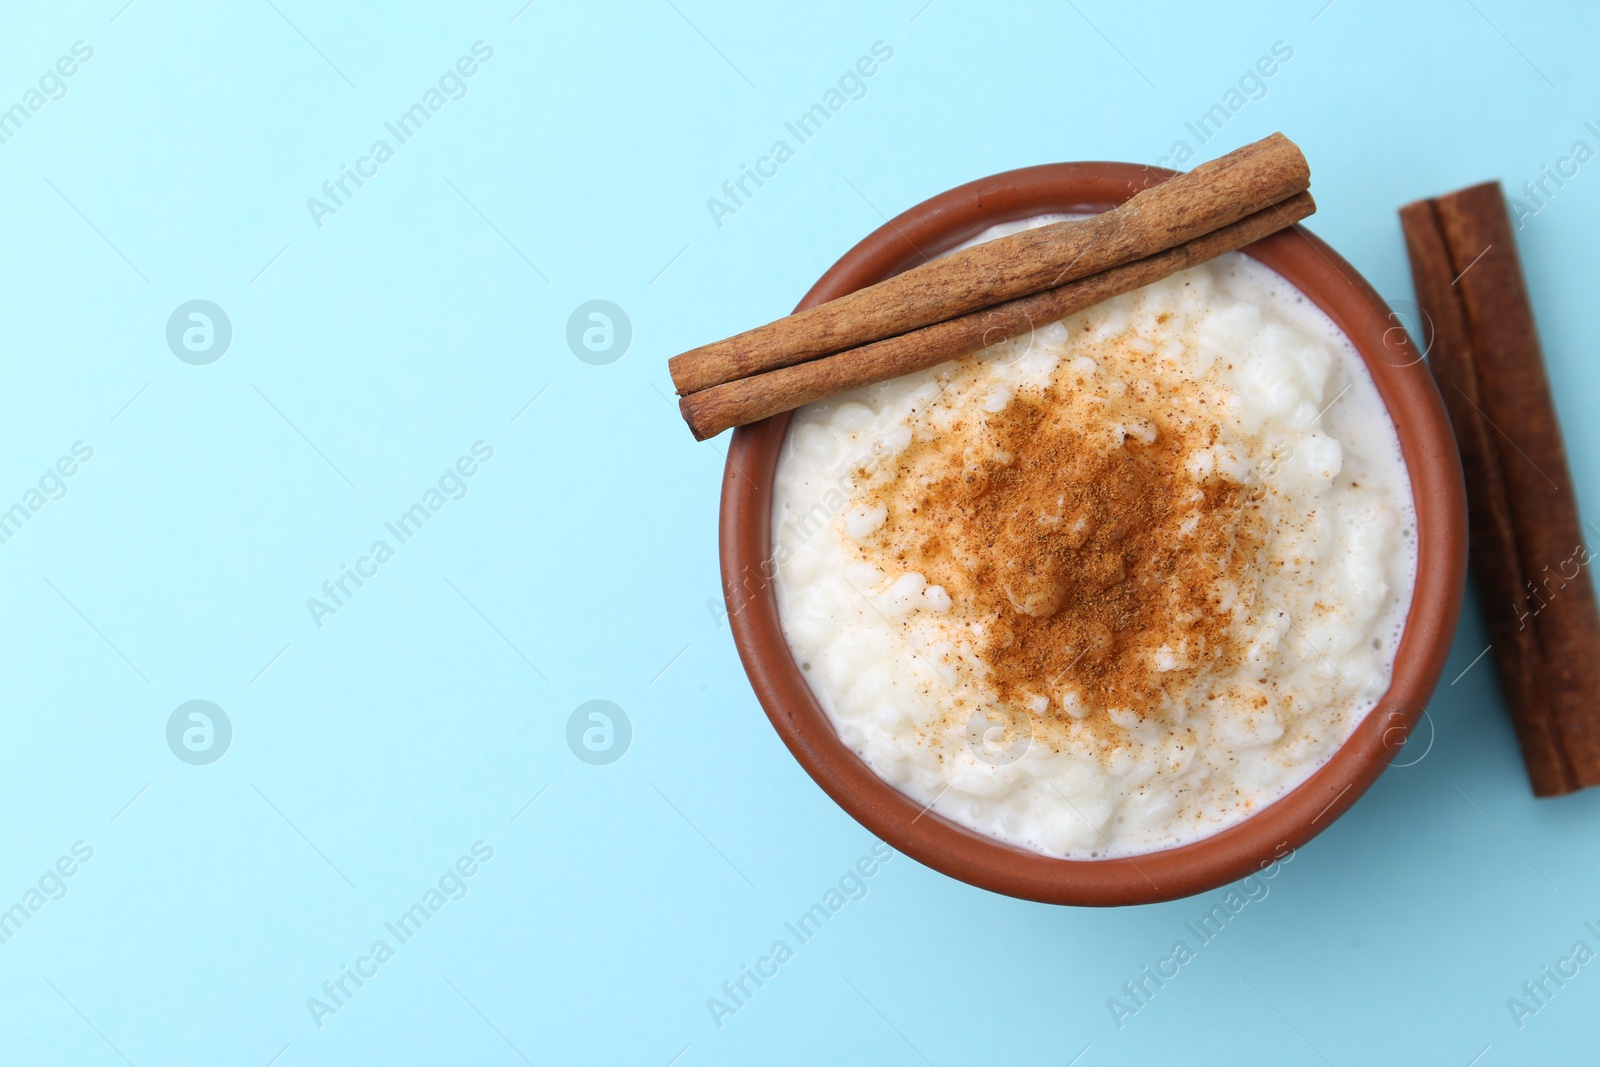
1 1 1597 1063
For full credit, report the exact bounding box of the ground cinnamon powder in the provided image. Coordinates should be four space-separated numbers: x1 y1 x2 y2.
864 381 1264 753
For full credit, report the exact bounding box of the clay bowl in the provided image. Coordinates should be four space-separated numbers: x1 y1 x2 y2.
719 162 1467 906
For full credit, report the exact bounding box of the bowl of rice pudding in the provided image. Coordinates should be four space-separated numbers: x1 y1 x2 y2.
720 162 1466 905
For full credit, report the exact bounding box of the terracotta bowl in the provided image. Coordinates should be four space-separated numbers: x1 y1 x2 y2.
719 162 1468 906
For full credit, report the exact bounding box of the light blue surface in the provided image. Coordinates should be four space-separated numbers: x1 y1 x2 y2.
2 1 1598 1063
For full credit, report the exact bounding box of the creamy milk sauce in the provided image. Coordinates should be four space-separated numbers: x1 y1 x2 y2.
771 217 1416 858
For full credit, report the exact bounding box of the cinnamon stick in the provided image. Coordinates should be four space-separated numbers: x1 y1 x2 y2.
669 132 1310 396
679 192 1314 441
1400 182 1600 797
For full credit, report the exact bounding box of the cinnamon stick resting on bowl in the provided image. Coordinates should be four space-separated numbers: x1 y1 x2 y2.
1401 182 1600 797
680 192 1314 440
668 132 1313 440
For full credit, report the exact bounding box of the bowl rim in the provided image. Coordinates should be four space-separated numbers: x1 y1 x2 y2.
718 161 1467 906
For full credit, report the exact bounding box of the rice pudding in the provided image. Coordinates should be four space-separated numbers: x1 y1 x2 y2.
770 218 1417 858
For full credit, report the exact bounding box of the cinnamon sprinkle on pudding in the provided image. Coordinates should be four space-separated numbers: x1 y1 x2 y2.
772 219 1417 858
